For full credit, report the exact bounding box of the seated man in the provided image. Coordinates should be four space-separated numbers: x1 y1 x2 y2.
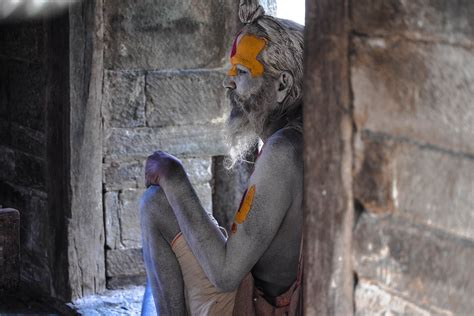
140 0 304 314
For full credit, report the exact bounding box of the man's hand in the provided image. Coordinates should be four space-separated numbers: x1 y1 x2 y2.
145 151 183 187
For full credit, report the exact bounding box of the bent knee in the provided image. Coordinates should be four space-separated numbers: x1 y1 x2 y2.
140 186 179 241
140 186 169 224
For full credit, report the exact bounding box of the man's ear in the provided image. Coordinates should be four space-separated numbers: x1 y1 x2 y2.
275 71 294 103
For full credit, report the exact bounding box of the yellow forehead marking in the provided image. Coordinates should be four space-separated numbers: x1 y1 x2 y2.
228 34 267 77
234 185 256 224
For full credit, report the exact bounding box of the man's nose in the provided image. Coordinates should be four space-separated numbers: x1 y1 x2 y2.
223 76 236 90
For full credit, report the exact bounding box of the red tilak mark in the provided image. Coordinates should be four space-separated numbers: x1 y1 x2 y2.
230 31 242 58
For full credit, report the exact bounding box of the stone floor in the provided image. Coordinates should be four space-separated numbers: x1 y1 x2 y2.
70 286 155 316
0 286 157 316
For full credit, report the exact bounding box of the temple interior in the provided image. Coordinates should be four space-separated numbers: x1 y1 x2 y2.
0 0 473 315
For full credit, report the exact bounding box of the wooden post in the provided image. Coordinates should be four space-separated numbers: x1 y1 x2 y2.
303 0 354 315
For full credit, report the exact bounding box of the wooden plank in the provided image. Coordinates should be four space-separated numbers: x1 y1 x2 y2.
303 0 354 315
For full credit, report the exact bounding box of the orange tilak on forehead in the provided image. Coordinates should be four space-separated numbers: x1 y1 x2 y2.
228 33 267 77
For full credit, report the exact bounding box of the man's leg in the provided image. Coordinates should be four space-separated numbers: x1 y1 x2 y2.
140 185 187 315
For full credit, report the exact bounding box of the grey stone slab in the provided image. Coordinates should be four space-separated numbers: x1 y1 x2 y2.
352 0 474 45
354 132 474 240
354 213 474 315
146 70 228 127
119 189 145 249
103 71 146 128
103 0 238 70
0 208 20 292
355 280 443 316
105 192 121 250
104 125 228 160
106 248 145 278
103 157 212 191
352 37 474 155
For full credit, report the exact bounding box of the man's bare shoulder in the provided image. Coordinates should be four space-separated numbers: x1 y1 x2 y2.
264 127 303 162
254 127 303 182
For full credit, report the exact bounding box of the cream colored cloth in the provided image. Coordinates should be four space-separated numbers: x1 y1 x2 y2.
171 232 237 316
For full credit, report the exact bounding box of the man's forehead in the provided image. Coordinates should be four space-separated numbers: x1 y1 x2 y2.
228 32 267 77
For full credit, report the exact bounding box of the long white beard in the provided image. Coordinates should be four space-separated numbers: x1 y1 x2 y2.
224 79 276 169
224 107 259 169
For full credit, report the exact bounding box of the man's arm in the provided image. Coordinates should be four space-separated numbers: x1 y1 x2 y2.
149 132 301 291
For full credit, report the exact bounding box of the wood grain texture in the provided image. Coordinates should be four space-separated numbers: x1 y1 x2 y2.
303 0 354 314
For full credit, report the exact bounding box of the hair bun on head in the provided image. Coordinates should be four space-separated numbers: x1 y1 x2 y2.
239 0 265 24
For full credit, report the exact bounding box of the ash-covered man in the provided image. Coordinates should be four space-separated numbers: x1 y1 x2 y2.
140 1 304 315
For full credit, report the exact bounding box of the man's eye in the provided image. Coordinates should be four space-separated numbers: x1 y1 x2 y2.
237 68 248 75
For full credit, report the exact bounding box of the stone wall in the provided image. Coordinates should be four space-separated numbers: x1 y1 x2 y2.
101 0 242 288
350 1 474 314
0 20 52 295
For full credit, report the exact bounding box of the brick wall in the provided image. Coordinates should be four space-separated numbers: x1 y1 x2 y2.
351 1 474 314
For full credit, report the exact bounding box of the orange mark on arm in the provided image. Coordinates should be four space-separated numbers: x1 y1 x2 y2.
235 185 256 224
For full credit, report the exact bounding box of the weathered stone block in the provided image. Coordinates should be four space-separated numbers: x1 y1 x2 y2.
105 191 121 250
352 0 474 45
103 71 146 128
104 0 238 70
104 125 228 160
354 213 474 315
353 137 395 214
104 160 145 191
0 209 20 292
103 157 212 190
352 38 474 155
146 70 228 127
106 248 145 277
354 132 474 240
355 280 435 316
105 183 213 250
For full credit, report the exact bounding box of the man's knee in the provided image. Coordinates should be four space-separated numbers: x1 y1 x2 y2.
140 186 179 242
140 186 168 226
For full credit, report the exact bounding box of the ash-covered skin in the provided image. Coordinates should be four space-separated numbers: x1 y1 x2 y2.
140 6 304 314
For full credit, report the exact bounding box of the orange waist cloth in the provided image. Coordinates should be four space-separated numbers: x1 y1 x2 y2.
171 232 237 316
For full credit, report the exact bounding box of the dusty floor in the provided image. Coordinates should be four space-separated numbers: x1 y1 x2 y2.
0 286 156 316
